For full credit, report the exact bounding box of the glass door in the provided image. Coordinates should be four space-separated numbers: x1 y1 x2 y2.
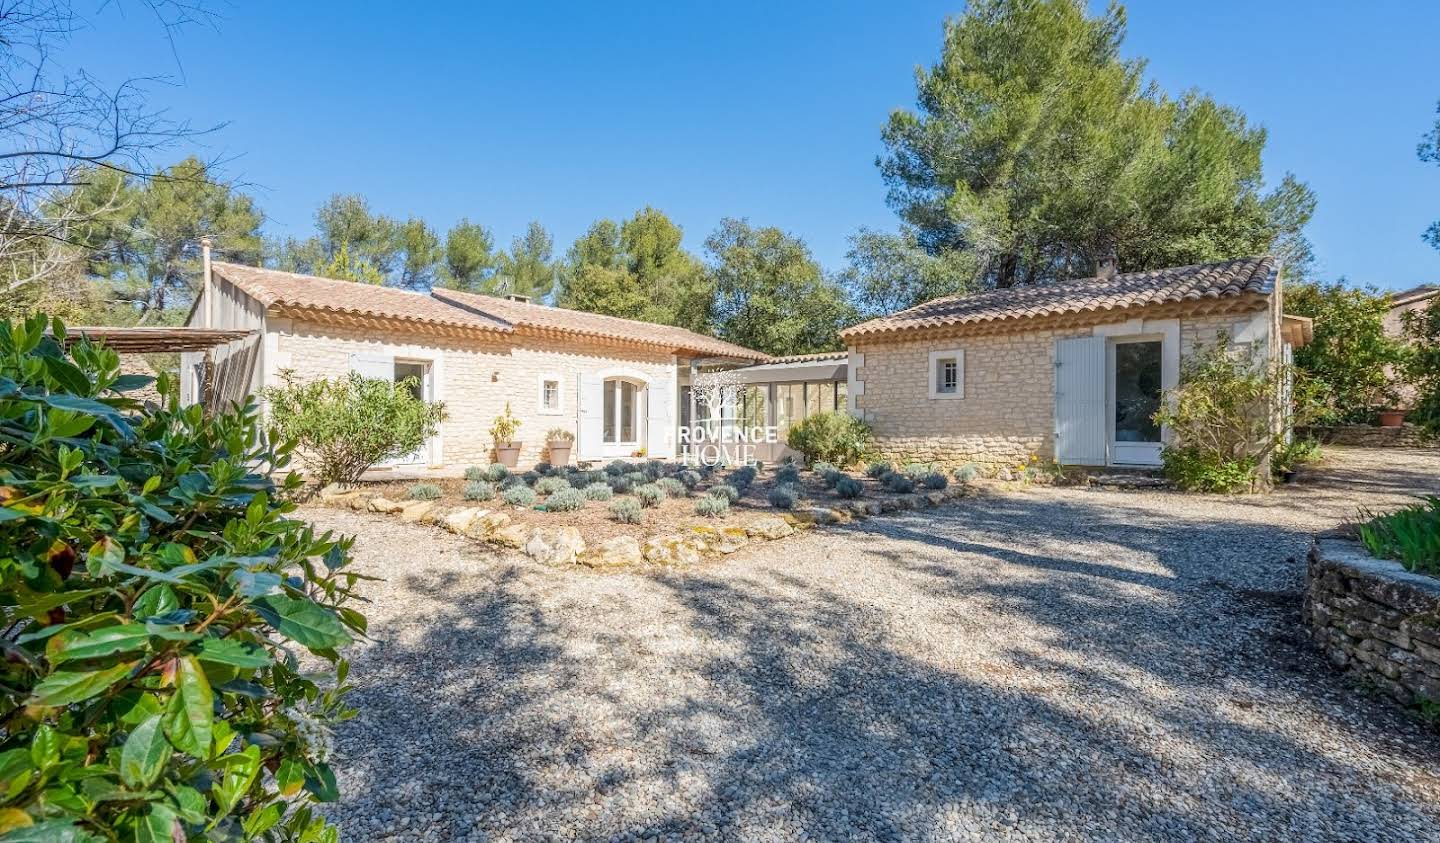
602 378 643 449
1109 339 1163 466
388 360 431 466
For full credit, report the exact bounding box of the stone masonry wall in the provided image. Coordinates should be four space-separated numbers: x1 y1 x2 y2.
851 311 1252 470
1305 537 1440 706
269 319 676 467
1296 424 1437 449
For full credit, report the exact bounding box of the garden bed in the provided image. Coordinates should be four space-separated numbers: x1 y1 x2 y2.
316 458 978 568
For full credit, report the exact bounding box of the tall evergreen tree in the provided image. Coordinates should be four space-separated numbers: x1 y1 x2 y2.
705 218 854 356
880 0 1315 287
492 221 557 300
839 226 977 318
396 216 441 289
1419 99 1440 252
435 218 499 291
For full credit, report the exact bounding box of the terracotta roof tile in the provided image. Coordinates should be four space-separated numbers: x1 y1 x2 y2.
212 263 511 334
431 287 767 361
840 256 1278 340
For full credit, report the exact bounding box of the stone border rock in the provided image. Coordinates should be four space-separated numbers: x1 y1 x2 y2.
1305 537 1440 706
315 483 976 570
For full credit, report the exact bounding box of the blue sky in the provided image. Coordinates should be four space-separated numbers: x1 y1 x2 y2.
62 0 1440 291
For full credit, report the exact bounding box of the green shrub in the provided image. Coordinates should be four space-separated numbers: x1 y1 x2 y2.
608 475 633 494
1160 447 1258 493
866 460 892 478
953 463 980 483
533 461 554 475
1287 281 1408 424
775 464 801 484
885 474 916 494
545 487 586 512
657 477 688 497
1155 336 1322 493
811 460 838 475
922 472 948 490
264 370 447 486
1271 438 1322 479
677 469 702 489
535 476 572 495
695 496 730 517
0 316 363 840
623 470 647 487
786 411 874 468
485 462 510 482
464 465 487 481
605 460 629 476
635 483 666 507
502 485 537 507
464 479 497 501
835 477 864 499
521 470 541 486
708 483 740 503
902 462 933 480
730 465 758 488
819 468 843 487
1403 299 1440 434
583 481 614 500
609 497 644 524
407 482 442 500
768 485 799 509
1359 497 1440 575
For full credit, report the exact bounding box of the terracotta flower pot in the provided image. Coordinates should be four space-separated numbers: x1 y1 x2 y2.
495 442 522 468
1378 411 1406 428
547 441 573 466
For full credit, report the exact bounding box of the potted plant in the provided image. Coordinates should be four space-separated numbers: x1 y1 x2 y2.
490 402 522 467
546 427 575 466
1378 409 1407 428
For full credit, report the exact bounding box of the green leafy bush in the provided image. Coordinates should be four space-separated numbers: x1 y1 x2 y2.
484 463 510 482
835 477 864 499
0 316 365 840
1358 497 1440 575
708 483 740 503
406 482 442 500
1404 299 1440 434
768 485 799 509
583 482 614 501
695 496 730 517
535 476 571 495
922 472 948 490
785 411 874 468
902 463 934 480
463 479 497 501
502 485 536 507
605 460 629 476
463 465 487 482
811 461 838 476
1287 281 1408 423
656 477 688 497
544 488 585 512
1155 336 1321 493
609 497 643 524
634 483 666 507
1271 438 1322 479
866 461 892 479
264 370 446 486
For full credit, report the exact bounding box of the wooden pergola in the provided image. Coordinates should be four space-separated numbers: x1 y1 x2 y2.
51 327 255 353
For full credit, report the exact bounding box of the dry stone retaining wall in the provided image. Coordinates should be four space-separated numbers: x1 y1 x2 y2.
1296 424 1436 448
1305 537 1440 706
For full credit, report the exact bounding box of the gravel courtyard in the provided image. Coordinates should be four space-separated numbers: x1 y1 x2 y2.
309 447 1440 843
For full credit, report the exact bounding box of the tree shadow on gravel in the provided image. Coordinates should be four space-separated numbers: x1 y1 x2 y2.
317 471 1440 842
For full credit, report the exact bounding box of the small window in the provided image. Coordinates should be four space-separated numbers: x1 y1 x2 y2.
928 349 965 400
538 375 563 413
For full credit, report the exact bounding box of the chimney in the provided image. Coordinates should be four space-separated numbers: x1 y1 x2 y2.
1094 252 1118 281
200 236 214 328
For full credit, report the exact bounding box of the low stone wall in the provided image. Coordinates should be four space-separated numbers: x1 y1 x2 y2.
1297 424 1436 448
1305 537 1440 705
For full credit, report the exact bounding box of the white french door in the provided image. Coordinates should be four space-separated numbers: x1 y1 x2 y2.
601 378 645 456
1108 338 1164 467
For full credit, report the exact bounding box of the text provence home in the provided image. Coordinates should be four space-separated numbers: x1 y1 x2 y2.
678 423 779 466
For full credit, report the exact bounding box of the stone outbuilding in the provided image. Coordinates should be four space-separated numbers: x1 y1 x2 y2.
839 256 1313 470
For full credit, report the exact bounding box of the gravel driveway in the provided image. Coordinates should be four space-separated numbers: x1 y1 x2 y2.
309 447 1440 842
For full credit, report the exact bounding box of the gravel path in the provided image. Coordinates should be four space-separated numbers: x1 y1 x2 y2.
308 447 1440 842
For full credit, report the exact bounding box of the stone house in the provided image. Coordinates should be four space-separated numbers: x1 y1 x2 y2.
839 256 1313 470
1384 284 1437 338
179 247 765 469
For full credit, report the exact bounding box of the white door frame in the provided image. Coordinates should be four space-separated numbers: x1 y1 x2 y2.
386 357 437 467
1092 318 1179 468
595 369 651 459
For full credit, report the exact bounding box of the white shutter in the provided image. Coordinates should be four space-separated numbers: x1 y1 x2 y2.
646 378 673 459
1055 336 1106 466
577 374 605 460
349 352 394 381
